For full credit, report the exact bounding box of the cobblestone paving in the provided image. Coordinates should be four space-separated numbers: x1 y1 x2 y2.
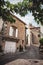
5 59 43 65
0 45 43 65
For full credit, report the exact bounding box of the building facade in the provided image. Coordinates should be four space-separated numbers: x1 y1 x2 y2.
0 14 27 53
28 24 40 46
39 23 43 38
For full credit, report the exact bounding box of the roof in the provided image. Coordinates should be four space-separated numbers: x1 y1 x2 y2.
30 27 40 29
25 25 28 29
29 24 40 29
11 13 26 25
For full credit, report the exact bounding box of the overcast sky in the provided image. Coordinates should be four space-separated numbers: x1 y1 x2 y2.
5 0 39 27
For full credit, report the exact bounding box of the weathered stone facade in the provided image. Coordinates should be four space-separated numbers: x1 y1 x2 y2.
28 24 40 46
0 14 27 53
12 15 26 49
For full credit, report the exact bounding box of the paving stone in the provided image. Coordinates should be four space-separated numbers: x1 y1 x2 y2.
5 59 43 65
5 59 31 65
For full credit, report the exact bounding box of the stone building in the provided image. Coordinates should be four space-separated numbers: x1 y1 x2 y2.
28 24 40 46
0 14 27 53
39 23 43 38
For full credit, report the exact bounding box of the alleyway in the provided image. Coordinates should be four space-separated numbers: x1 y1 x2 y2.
0 44 43 65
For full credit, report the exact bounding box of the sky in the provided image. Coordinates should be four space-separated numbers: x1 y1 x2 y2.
5 0 39 27
14 12 39 26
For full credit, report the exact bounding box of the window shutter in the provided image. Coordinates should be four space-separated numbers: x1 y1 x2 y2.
16 29 18 37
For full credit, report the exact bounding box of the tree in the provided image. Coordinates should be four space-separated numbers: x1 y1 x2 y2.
13 0 43 25
0 0 43 26
0 0 16 33
0 0 15 22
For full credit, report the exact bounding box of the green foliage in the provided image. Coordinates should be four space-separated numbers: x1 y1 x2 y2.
13 0 43 25
0 0 15 43
39 38 43 45
0 0 43 25
14 1 29 16
5 1 14 12
0 0 15 23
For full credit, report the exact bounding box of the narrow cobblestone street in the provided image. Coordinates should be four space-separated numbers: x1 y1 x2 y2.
0 44 43 65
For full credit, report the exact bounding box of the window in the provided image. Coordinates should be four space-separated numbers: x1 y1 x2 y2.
16 29 18 37
9 27 14 36
9 26 18 37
